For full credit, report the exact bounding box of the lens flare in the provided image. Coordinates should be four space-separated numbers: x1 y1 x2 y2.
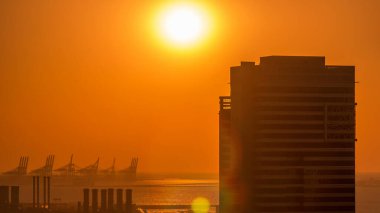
191 197 210 213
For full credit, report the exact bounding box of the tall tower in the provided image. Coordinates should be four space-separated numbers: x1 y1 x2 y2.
220 56 356 213
219 96 234 213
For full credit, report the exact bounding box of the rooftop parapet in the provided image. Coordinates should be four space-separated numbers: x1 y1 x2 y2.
260 56 326 69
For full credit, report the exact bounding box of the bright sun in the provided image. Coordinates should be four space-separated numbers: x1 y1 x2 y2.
158 3 209 46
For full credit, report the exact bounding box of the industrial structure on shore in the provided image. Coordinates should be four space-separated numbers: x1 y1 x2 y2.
0 183 219 213
219 56 356 213
0 155 138 186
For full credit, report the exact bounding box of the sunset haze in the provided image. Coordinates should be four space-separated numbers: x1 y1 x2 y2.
0 0 379 174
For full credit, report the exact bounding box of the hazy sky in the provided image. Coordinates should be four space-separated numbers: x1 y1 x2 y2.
0 0 379 174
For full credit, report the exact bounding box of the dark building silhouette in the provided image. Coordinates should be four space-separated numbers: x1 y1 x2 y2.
219 56 356 213
219 96 235 213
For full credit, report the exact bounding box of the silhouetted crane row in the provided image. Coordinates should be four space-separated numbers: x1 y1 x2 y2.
2 155 138 177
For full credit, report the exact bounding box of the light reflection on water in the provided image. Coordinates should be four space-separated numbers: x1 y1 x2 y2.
14 174 380 213
19 178 219 206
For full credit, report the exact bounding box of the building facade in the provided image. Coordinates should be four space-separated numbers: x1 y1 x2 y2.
219 96 234 213
219 56 356 213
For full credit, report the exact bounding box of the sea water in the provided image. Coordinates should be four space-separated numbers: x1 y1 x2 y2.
16 174 380 213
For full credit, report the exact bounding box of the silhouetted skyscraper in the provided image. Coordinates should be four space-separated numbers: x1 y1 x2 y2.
219 56 356 213
219 96 238 213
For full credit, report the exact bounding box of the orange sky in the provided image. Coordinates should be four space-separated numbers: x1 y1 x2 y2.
0 0 379 174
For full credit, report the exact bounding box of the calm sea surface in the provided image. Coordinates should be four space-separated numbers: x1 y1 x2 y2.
18 178 219 211
16 173 380 213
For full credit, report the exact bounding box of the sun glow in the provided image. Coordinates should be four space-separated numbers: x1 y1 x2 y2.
157 3 210 47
